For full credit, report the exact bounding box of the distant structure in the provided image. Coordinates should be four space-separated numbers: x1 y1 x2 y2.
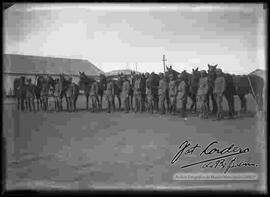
105 69 141 77
3 54 104 96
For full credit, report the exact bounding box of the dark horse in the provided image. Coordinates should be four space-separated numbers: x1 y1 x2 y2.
14 76 26 111
39 75 55 111
207 64 235 117
187 67 201 113
165 66 180 112
34 75 43 111
233 74 264 113
107 74 123 111
149 72 160 112
60 74 79 112
98 74 107 110
79 72 95 110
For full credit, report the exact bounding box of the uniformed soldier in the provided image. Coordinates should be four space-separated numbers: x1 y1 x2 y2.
145 73 154 113
106 78 114 113
41 76 49 111
134 74 143 113
66 77 73 112
122 76 130 113
197 70 209 119
25 78 35 112
141 73 146 112
90 80 99 112
168 74 177 115
54 78 61 112
177 73 188 117
213 68 226 120
158 73 167 114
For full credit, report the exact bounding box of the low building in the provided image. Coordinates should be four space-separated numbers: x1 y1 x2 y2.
105 69 140 77
3 54 104 96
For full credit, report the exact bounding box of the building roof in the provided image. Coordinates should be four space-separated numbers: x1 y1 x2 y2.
105 69 140 76
3 54 104 76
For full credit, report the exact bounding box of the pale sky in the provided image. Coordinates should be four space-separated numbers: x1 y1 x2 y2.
4 3 266 74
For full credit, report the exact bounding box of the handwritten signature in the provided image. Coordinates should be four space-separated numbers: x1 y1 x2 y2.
171 140 259 173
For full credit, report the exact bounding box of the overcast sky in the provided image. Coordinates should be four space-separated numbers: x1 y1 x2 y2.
4 3 266 74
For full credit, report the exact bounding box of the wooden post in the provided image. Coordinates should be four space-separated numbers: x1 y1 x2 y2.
162 55 167 74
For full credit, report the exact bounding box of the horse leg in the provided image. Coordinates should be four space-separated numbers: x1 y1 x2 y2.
21 97 25 111
206 93 210 113
46 97 48 111
100 94 103 110
25 98 28 111
28 98 32 112
258 93 263 112
225 93 234 118
32 98 35 112
17 97 20 110
112 95 116 111
118 94 121 110
189 95 194 112
211 93 217 114
86 95 89 110
239 94 246 114
74 96 78 112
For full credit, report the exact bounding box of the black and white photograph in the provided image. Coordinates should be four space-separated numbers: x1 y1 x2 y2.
2 3 267 192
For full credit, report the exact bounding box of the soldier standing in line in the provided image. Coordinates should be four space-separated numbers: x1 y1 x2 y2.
141 73 146 112
122 76 130 113
66 77 73 112
54 78 61 112
106 78 114 113
145 73 153 113
134 74 142 113
177 73 188 118
90 79 99 112
25 78 35 112
213 68 226 120
197 70 209 119
158 73 167 114
168 74 177 115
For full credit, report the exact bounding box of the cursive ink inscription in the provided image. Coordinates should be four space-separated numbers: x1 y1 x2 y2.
171 140 254 172
171 140 201 164
201 157 259 173
200 141 249 156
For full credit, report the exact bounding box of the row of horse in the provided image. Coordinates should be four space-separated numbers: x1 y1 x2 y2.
13 64 264 115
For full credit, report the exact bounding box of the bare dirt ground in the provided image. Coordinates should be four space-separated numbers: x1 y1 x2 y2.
3 94 266 191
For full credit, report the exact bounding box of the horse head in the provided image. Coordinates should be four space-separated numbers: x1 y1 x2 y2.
207 64 218 87
207 64 217 74
191 67 200 81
